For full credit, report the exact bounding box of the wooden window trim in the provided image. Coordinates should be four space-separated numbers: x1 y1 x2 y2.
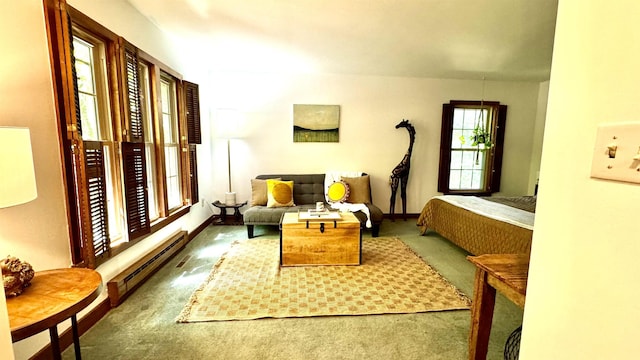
437 100 507 195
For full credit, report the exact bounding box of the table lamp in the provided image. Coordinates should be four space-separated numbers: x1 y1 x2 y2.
0 127 38 297
0 127 38 208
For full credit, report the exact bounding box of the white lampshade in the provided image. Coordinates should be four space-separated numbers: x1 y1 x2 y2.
0 127 37 208
215 109 243 139
214 109 245 198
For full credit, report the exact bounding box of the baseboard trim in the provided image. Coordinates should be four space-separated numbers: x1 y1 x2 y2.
384 213 419 220
29 297 111 360
188 215 214 243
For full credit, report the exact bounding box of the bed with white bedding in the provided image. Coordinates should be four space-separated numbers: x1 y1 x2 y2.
416 195 535 255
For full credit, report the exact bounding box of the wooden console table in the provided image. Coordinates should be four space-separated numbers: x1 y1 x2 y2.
467 254 529 360
7 268 102 360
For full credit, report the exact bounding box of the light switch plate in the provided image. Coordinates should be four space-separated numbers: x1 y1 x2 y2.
590 122 640 184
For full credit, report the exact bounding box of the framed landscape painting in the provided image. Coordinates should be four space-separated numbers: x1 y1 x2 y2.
293 104 340 142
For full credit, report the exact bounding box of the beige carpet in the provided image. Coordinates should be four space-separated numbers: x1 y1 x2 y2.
176 237 470 322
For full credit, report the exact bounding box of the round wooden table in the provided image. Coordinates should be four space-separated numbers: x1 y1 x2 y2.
6 268 102 360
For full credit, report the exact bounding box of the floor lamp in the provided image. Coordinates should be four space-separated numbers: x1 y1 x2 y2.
225 137 235 205
217 109 240 205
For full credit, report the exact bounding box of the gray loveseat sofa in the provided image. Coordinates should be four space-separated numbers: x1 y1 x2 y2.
243 173 383 238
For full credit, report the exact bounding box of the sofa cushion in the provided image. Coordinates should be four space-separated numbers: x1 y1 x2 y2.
341 175 371 204
244 204 316 224
266 179 295 207
251 177 280 206
257 174 326 205
327 180 349 203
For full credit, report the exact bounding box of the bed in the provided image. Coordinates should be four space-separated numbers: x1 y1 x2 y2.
416 195 536 256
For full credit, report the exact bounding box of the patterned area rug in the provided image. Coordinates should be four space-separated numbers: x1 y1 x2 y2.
176 237 470 322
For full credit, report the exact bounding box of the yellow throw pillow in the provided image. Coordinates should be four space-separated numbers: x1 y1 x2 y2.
341 175 371 204
251 178 280 206
266 179 295 207
327 180 349 203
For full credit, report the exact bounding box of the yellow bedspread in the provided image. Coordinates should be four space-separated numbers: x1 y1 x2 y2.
417 197 533 255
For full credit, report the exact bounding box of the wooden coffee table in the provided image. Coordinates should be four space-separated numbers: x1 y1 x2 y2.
279 212 362 266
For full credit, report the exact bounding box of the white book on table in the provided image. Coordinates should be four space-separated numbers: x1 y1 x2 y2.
298 210 342 221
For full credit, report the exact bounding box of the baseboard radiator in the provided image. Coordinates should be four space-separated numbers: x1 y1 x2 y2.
107 230 188 307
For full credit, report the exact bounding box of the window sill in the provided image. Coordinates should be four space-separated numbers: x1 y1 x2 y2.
107 205 191 259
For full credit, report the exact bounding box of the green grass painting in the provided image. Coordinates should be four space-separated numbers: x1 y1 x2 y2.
293 104 340 142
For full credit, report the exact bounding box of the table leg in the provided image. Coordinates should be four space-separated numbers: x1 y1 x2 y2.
468 268 497 360
72 314 82 360
233 207 242 220
49 325 62 360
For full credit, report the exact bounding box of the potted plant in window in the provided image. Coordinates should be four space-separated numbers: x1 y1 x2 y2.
460 119 493 165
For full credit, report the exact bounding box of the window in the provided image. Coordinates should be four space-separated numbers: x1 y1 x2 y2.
160 75 182 210
139 62 159 221
44 0 199 268
438 100 506 195
72 29 123 257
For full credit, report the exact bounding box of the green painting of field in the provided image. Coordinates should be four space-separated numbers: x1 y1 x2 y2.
293 104 340 142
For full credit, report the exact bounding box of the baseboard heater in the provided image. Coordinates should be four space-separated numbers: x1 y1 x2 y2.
107 230 188 307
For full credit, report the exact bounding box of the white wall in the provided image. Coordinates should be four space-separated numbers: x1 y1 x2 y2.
0 1 213 359
528 81 549 194
520 1 640 359
206 72 543 214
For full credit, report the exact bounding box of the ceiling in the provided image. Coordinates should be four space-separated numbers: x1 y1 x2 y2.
127 0 558 81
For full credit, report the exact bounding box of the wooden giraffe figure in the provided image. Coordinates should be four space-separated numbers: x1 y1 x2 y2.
389 119 416 221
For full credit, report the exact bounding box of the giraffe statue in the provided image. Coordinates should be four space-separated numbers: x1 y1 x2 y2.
389 119 416 221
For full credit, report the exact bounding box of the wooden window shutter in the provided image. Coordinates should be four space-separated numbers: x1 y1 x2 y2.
184 81 201 144
488 105 508 193
84 141 110 260
68 12 83 139
122 142 150 240
189 144 199 204
124 43 144 143
437 104 453 193
44 0 95 266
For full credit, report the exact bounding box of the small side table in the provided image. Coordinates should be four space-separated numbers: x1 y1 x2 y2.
7 267 102 360
212 200 247 224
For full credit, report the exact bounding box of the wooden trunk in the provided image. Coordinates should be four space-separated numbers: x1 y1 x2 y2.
280 212 362 266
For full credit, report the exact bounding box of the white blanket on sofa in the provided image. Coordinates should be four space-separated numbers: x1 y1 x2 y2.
324 171 372 228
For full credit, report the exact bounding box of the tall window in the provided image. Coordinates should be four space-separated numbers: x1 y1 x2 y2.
44 1 199 268
73 30 125 253
139 62 159 221
438 101 507 195
160 75 182 210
